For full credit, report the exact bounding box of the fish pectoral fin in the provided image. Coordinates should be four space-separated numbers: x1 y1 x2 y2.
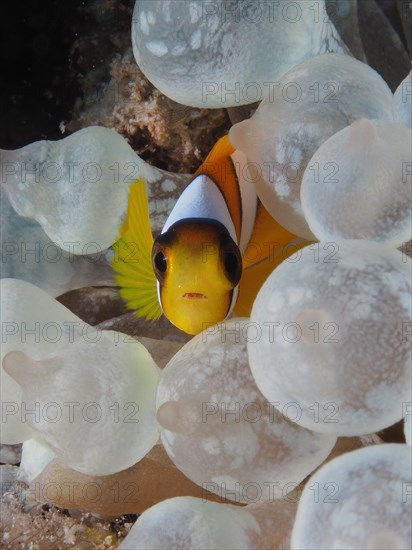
111 178 163 321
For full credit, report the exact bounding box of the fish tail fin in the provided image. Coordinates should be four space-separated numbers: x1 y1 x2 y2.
111 178 163 321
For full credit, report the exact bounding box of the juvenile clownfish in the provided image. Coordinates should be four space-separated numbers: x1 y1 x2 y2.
112 136 304 335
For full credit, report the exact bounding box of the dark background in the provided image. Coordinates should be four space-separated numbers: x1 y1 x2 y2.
0 0 409 149
0 0 88 147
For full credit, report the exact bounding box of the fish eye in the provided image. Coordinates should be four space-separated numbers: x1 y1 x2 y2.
224 252 239 276
152 233 173 281
222 245 242 286
154 251 167 274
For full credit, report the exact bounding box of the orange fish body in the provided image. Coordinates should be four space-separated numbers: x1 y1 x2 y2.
112 136 305 334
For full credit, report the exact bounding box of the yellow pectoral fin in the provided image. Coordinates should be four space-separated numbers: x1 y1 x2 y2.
111 178 163 321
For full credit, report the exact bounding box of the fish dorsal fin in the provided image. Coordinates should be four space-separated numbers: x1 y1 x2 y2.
111 178 163 320
196 135 235 170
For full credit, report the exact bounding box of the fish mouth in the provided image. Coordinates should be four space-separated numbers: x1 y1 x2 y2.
182 292 207 300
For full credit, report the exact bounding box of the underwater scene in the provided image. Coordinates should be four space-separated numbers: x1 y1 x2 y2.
0 0 411 548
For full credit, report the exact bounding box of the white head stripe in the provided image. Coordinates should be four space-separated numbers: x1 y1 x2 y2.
161 174 237 243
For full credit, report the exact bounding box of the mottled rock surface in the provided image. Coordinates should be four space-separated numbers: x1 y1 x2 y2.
0 445 22 466
67 0 231 173
1 477 126 549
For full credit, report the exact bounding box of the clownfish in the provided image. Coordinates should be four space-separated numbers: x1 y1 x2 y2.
112 136 305 334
